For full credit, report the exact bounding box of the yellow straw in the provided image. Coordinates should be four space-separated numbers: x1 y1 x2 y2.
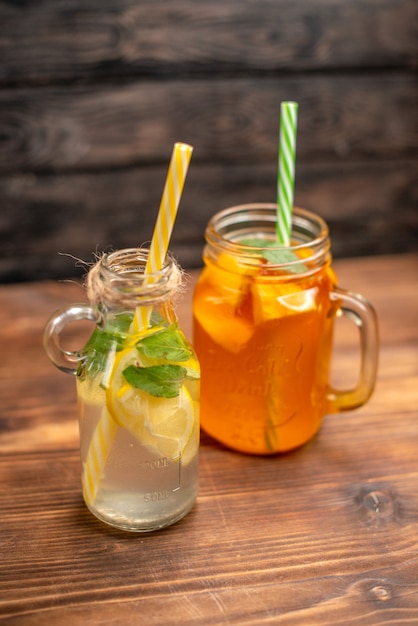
136 142 193 330
83 142 193 507
82 408 117 506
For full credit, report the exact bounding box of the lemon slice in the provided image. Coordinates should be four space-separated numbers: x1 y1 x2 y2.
141 386 197 463
278 288 317 312
251 281 317 322
106 347 197 462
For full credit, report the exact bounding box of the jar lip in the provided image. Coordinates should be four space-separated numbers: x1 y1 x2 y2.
206 204 329 251
205 204 330 271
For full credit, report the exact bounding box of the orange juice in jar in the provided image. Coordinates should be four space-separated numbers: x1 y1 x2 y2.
193 204 378 455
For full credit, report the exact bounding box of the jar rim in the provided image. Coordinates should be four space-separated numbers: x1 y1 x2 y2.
207 204 328 245
205 204 330 272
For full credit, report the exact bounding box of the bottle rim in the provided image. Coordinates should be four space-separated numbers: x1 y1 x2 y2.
88 248 180 308
100 247 173 283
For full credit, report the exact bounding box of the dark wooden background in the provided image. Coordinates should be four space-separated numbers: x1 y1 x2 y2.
0 0 417 283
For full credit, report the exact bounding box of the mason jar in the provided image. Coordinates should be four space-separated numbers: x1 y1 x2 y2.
193 204 378 455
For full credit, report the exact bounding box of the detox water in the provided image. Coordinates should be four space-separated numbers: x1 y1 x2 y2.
78 392 199 531
43 247 200 533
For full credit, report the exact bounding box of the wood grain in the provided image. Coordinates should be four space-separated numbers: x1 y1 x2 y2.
1 0 417 616
1 75 416 173
0 0 417 282
0 254 418 624
0 255 417 623
1 0 416 86
1 158 417 281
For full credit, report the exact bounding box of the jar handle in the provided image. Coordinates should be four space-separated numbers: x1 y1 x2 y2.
327 288 379 412
43 304 100 375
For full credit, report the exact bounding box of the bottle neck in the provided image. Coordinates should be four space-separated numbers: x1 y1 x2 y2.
86 248 182 312
204 204 331 275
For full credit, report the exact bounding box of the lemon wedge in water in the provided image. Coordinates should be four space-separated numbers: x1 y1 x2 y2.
106 347 197 462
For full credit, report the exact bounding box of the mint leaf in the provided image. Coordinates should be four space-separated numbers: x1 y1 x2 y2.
78 329 122 379
108 312 134 334
240 238 307 274
262 248 307 273
123 364 187 398
77 312 133 380
136 324 193 362
240 237 275 248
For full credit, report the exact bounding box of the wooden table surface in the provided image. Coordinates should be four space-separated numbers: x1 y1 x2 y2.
1 254 417 625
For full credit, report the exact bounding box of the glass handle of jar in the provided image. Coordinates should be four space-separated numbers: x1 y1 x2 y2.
327 288 379 412
43 304 100 375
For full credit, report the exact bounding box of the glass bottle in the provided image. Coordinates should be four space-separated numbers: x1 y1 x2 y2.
44 248 200 531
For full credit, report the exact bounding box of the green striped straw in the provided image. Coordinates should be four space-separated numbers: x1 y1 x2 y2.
276 101 299 246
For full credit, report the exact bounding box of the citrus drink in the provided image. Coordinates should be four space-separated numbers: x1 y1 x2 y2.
77 314 200 531
193 219 336 454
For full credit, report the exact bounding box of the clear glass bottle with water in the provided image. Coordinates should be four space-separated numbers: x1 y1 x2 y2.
44 248 200 532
